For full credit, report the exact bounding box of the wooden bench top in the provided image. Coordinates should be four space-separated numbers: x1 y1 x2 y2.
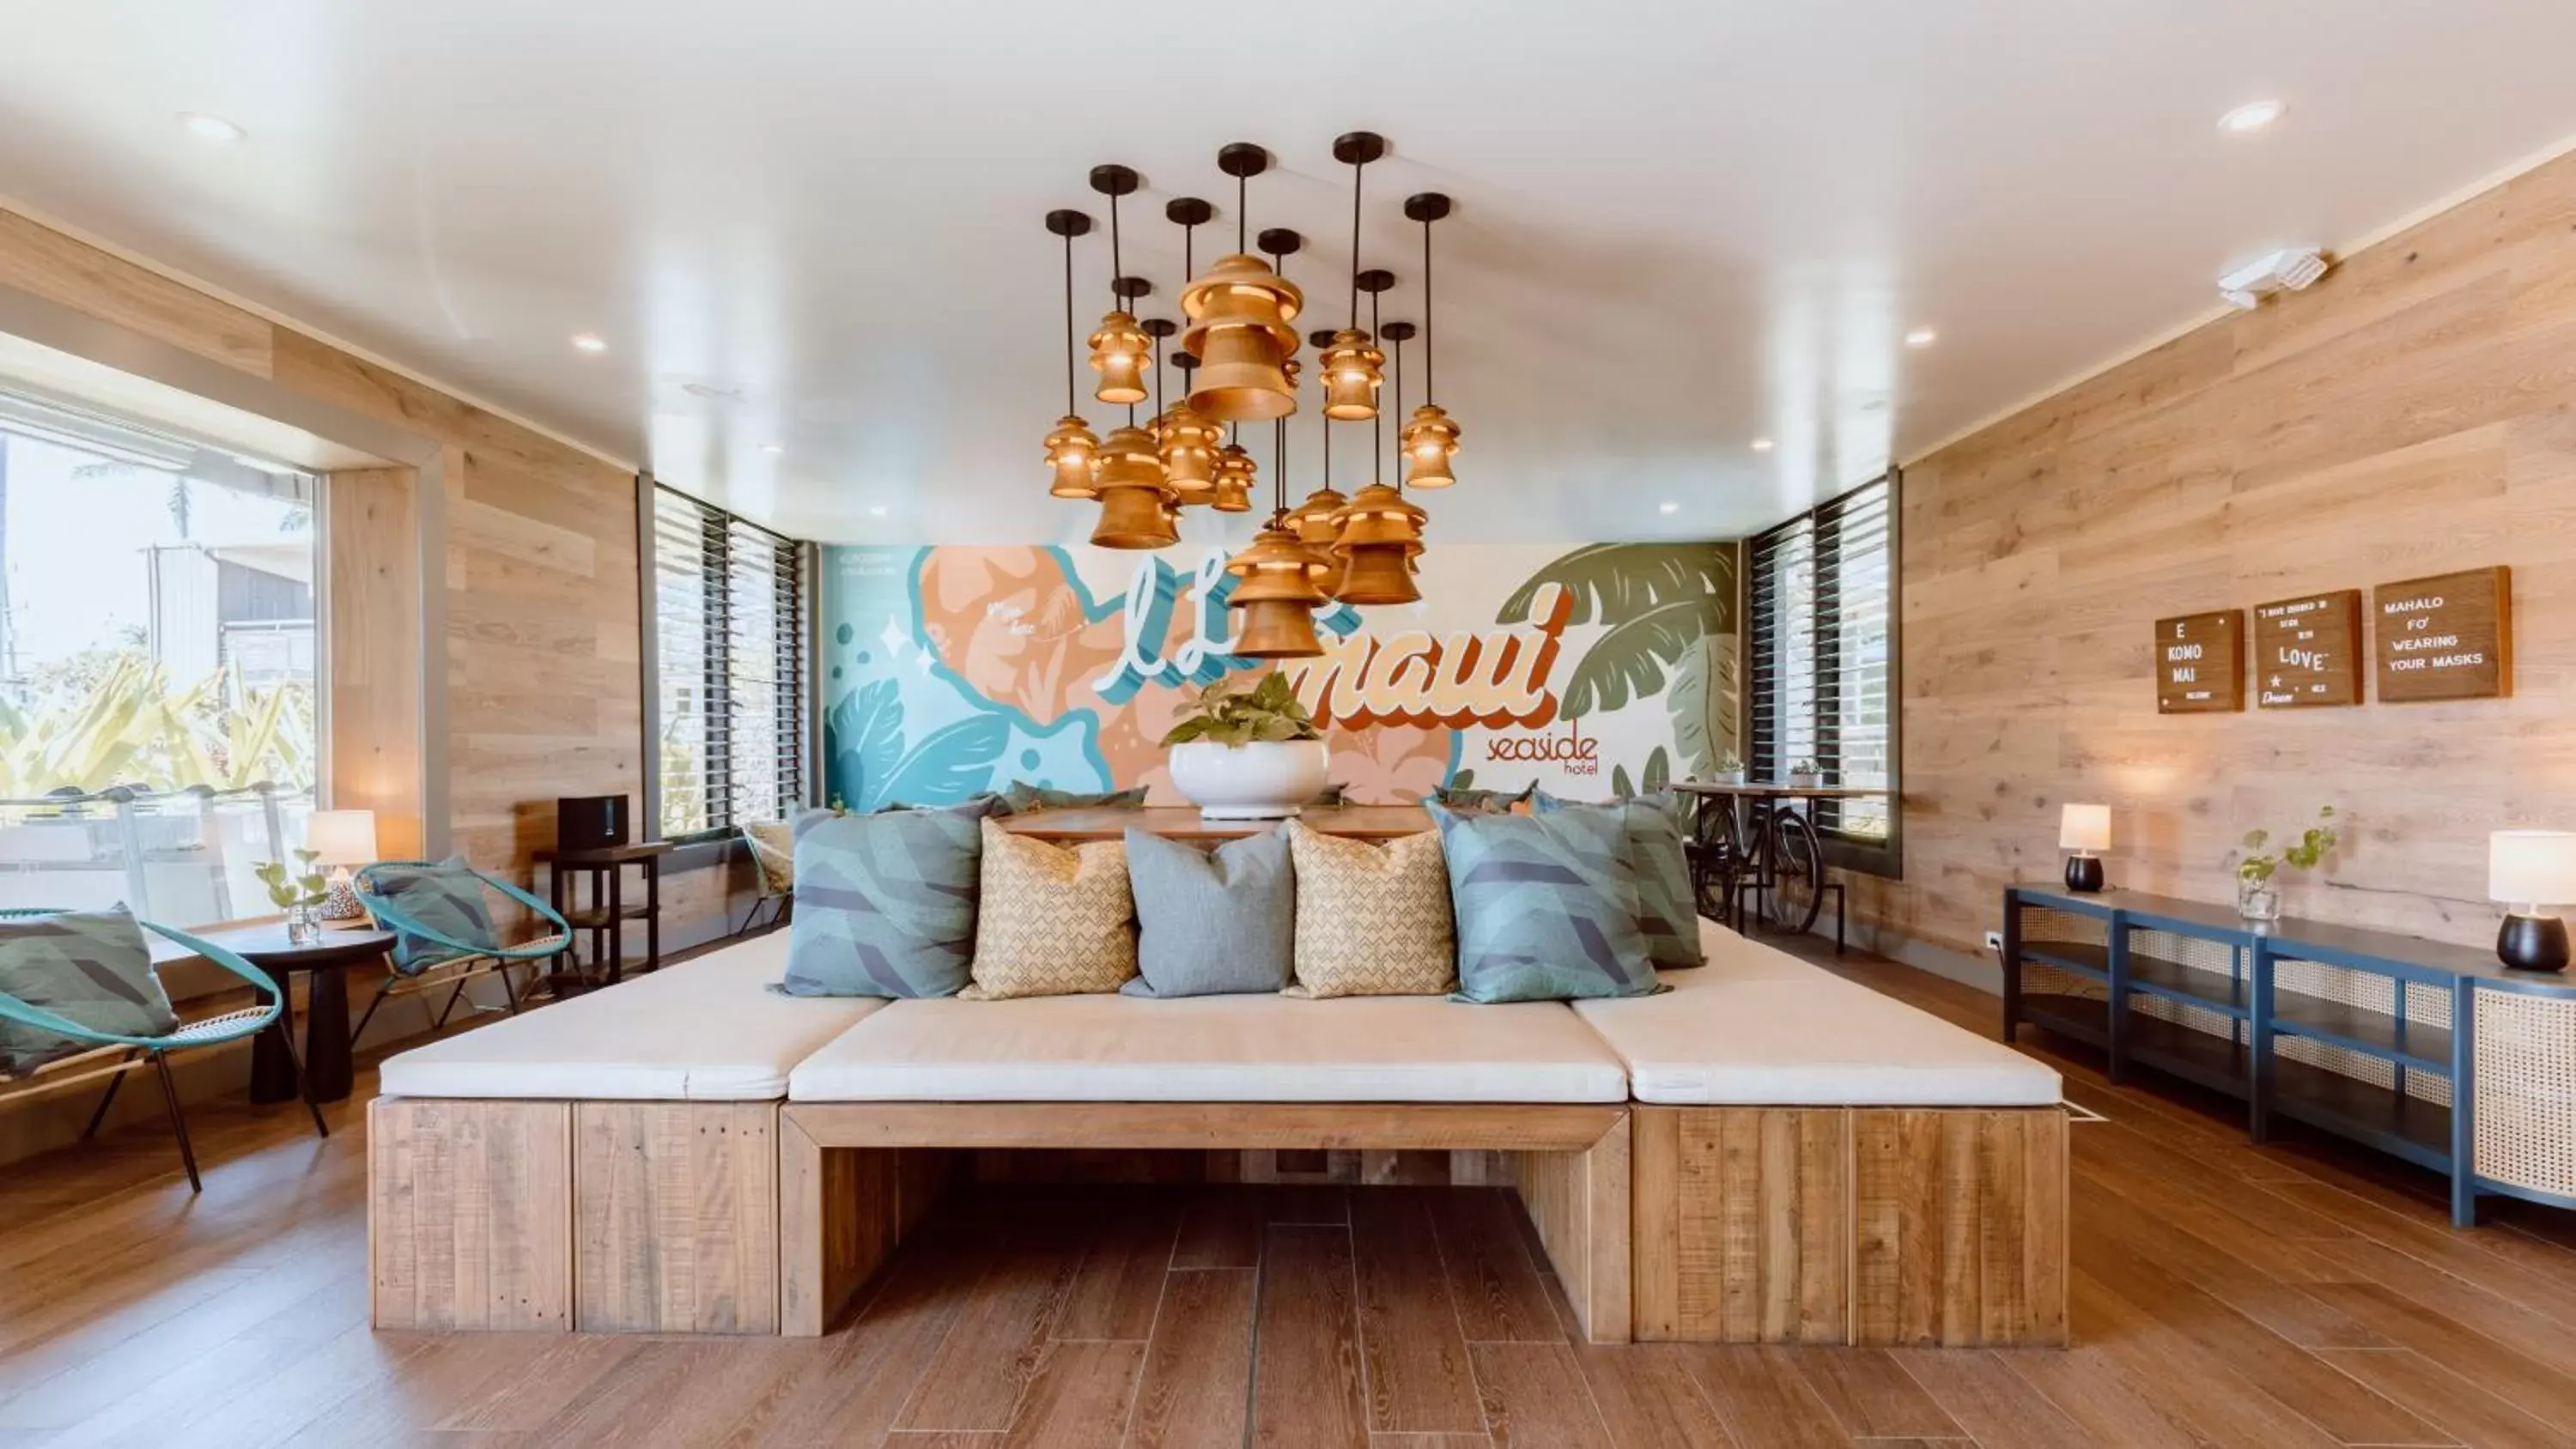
998 803 1432 843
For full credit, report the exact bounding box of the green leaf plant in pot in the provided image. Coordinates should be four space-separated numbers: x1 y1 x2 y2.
1161 672 1329 821
254 847 331 943
2233 805 2338 923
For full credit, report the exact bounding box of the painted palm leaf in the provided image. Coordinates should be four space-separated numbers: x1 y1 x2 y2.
1558 596 1727 717
1497 543 1731 629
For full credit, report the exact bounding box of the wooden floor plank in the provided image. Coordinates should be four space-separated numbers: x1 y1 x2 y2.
1467 1343 1615 1449
1171 1188 1263 1271
1681 1349 1852 1449
1058 1204 1182 1342
2313 1348 2571 1449
896 1232 1086 1433
1250 1227 1369 1449
1352 1191 1483 1435
2304 1279 2576 1428
999 1340 1145 1449
1781 1348 1962 1441
1566 1343 1735 1449
1428 1191 1561 1345
1883 1349 2093 1449
1123 1268 1255 1449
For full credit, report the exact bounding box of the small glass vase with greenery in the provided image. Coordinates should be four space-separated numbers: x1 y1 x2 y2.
2233 806 2338 922
254 848 331 943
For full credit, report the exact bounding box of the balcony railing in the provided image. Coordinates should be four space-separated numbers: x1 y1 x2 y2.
0 781 312 928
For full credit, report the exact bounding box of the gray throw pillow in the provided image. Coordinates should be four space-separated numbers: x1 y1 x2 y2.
1121 828 1295 997
781 797 1005 997
0 906 179 1078
1427 803 1659 1004
1434 782 1535 813
1533 790 1704 971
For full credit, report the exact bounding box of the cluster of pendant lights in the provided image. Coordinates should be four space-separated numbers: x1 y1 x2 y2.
1042 133 1461 658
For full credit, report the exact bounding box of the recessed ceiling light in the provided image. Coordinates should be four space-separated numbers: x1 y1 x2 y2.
682 382 741 401
759 442 785 456
1750 438 1775 452
179 112 245 144
867 505 889 518
570 333 607 355
1658 501 1680 515
1905 327 1939 349
2220 99 2285 134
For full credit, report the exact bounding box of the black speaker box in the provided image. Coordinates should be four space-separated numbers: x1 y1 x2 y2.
556 795 630 852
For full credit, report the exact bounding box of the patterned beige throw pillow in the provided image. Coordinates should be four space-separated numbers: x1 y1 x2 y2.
1284 820 1456 997
963 820 1138 998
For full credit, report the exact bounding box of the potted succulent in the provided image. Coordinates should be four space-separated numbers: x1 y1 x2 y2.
1709 753 1747 786
1787 758 1827 788
255 847 331 944
2233 806 2338 922
1162 673 1329 820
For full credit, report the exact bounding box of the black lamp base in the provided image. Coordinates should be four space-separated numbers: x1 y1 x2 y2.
2498 913 2571 973
2063 855 2105 894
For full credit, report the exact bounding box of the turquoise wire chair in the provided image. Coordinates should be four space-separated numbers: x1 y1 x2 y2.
0 908 329 1192
349 861 574 1043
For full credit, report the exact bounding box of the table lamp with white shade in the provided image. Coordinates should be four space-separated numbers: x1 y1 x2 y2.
2490 829 2576 973
305 809 380 922
2059 803 2111 893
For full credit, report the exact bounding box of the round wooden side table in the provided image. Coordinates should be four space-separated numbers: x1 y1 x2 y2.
197 922 397 1105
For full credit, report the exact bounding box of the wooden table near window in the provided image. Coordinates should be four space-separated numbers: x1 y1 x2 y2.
1670 781 1885 947
538 842 671 989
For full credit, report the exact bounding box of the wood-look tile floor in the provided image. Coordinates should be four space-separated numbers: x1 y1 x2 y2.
6 940 2576 1447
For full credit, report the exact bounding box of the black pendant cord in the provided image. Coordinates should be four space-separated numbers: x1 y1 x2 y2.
1109 190 1123 305
1348 157 1364 328
1274 417 1287 517
1151 330 1163 418
1237 172 1248 253
1061 233 1078 415
1421 217 1434 403
1388 327 1402 493
1370 289 1383 479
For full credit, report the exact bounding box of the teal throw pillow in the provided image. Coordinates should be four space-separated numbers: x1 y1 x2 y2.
0 906 179 1078
781 797 1003 997
1533 790 1703 971
1121 828 1294 997
368 858 501 976
1425 803 1658 1004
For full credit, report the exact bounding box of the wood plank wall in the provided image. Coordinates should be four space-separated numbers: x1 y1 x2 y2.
1851 147 2576 959
0 208 643 888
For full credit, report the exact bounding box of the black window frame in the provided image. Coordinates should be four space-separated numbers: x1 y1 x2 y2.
1745 471 1901 878
648 484 810 844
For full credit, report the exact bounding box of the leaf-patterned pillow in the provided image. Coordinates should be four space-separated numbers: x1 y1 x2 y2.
781 797 1005 997
1429 803 1659 1003
0 906 179 1077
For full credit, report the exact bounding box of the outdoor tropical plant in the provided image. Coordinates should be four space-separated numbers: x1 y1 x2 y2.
2237 806 2340 883
252 847 328 911
0 652 313 797
1160 672 1323 748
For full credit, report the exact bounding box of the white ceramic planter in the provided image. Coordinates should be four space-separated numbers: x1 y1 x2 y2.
1169 739 1329 820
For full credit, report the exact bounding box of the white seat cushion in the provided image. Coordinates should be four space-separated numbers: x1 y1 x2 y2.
1691 918 1832 982
380 932 885 1100
790 991 1628 1103
1574 946 2062 1108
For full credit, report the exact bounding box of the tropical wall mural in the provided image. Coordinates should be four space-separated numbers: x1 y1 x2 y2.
818 541 1739 810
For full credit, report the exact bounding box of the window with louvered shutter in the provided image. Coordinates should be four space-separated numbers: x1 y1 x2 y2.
653 487 807 840
1747 475 1899 869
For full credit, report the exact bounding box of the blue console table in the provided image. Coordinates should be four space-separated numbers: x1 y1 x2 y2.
2003 885 2576 1227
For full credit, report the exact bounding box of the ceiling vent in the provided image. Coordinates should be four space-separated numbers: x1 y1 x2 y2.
2218 247 2330 310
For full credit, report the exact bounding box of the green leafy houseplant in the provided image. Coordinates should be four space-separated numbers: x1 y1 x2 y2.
2237 806 2340 885
1160 673 1323 749
253 848 329 912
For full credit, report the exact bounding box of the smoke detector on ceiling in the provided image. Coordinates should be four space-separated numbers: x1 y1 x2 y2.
2218 247 2330 311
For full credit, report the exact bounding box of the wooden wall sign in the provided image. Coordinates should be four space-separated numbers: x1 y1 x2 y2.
2253 590 2364 708
2373 567 2512 703
2154 609 2245 713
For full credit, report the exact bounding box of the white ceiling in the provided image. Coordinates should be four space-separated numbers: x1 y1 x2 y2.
2 1 2573 544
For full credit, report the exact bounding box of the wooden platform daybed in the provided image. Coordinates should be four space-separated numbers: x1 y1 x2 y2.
368 922 2066 1346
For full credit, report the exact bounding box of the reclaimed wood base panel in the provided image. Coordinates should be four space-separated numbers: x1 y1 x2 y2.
1631 1104 2069 1346
369 1097 789 1334
778 1100 1634 1343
